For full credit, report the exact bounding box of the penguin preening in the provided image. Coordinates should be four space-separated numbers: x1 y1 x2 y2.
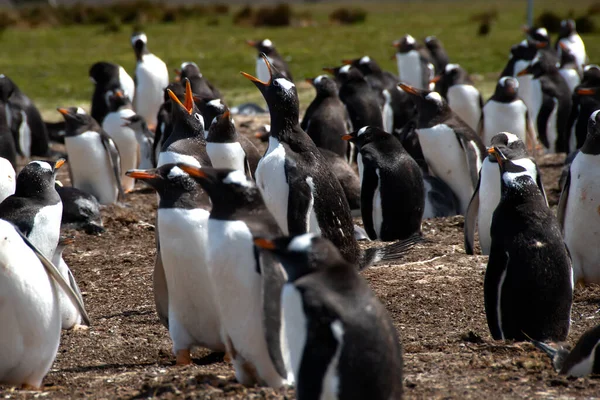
246 39 293 83
254 233 404 400
393 34 435 90
55 183 104 234
484 146 572 342
58 107 125 205
89 61 135 124
424 36 450 74
121 114 154 170
556 19 587 72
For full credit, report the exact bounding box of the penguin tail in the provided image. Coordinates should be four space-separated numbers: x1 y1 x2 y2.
359 233 423 270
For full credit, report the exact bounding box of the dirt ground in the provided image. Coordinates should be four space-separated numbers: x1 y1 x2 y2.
1 116 600 400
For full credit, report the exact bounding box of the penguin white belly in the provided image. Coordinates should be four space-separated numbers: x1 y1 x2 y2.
529 78 543 139
320 320 344 400
560 36 587 69
134 55 169 128
418 124 474 215
118 66 135 102
256 56 274 85
448 85 481 132
52 251 81 330
28 202 62 260
482 101 528 146
566 342 600 377
207 219 284 387
0 157 15 203
136 132 153 170
18 110 31 159
357 153 364 182
157 152 201 169
256 137 289 234
545 99 559 153
382 90 393 133
562 153 600 285
477 159 501 255
0 221 61 388
559 68 581 94
372 169 383 238
396 51 423 89
102 109 138 192
65 132 119 205
206 142 246 172
157 208 222 352
281 283 307 383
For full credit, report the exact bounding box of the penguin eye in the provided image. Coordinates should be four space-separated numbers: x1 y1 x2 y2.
273 80 280 87
194 113 202 121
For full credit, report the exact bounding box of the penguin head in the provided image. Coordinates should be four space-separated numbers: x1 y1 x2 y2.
424 35 443 51
206 108 236 143
323 64 364 85
0 74 16 103
246 39 275 56
305 75 338 97
517 53 554 78
487 132 528 162
522 25 550 45
495 77 520 101
131 32 149 60
392 34 417 53
88 62 118 88
581 65 600 88
489 146 538 192
341 56 379 76
126 164 199 198
343 126 391 150
121 114 147 131
166 78 205 136
106 89 131 112
558 42 577 68
253 233 347 282
508 40 539 62
399 83 450 127
57 107 97 133
586 109 600 142
430 63 464 91
559 19 576 38
15 159 65 198
56 235 75 256
179 62 201 81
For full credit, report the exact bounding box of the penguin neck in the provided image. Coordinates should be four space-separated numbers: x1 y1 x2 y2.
169 117 205 142
209 188 264 219
269 110 300 142
15 184 59 203
500 178 544 207
158 186 209 210
136 47 151 62
581 133 600 155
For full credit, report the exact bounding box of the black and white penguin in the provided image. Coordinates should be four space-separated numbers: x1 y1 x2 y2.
197 98 227 139
484 146 573 342
89 61 135 124
126 164 223 364
400 83 485 215
0 157 15 203
556 19 587 71
480 77 537 149
51 236 86 330
393 34 435 90
323 64 383 131
206 108 260 178
58 107 124 204
524 25 552 46
517 52 573 153
464 132 546 255
0 159 64 259
318 148 361 212
567 65 600 149
254 233 404 400
153 81 184 166
131 32 169 130
343 126 424 241
178 61 221 100
557 42 582 93
301 75 350 159
0 87 16 168
246 38 293 83
55 183 104 234
431 63 483 131
558 110 600 286
121 113 154 170
424 35 450 74
179 165 288 387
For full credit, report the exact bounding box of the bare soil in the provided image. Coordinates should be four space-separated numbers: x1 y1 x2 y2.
1 119 599 399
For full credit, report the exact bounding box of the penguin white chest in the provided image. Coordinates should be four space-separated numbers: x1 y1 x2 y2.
447 85 481 131
18 110 31 159
206 142 246 172
29 202 62 260
382 89 394 133
280 283 307 383
368 169 383 238
529 78 543 136
477 158 501 255
0 158 15 203
320 320 344 400
134 55 169 127
256 137 289 234
559 68 581 94
118 66 135 102
396 51 423 89
102 109 138 192
482 101 528 146
135 131 154 170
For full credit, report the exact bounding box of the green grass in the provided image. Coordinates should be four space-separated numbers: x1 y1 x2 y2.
1 0 599 120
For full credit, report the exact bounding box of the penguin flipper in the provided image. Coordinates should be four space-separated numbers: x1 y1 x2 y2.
525 110 538 155
483 243 508 340
67 267 85 306
464 174 481 255
463 137 483 187
100 133 126 201
535 163 549 207
285 169 312 236
360 156 379 240
557 166 571 231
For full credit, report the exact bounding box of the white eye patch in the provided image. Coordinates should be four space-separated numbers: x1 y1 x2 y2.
223 170 251 187
445 63 459 73
358 126 369 136
314 75 325 85
30 160 52 171
76 107 86 115
288 233 317 252
426 91 443 103
275 78 295 91
359 56 371 64
405 34 416 44
340 65 351 74
131 33 147 45
262 39 273 47
168 166 187 179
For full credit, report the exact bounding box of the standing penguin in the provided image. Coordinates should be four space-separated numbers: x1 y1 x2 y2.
558 43 582 93
424 36 450 74
58 107 124 205
102 89 138 193
400 83 485 215
0 159 65 259
558 110 600 286
51 236 86 330
301 75 350 159
430 63 483 131
0 85 16 169
254 233 404 400
153 81 185 166
131 32 169 130
480 77 537 150
178 61 221 100
556 19 587 72
393 34 435 90
121 114 154 170
126 164 223 364
484 146 573 342
464 132 547 255
0 157 15 203
179 165 288 387
569 86 600 151
343 126 424 241
246 39 293 83
89 61 135 124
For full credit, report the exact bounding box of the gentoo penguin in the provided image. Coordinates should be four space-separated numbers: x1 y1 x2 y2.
524 25 551 46
400 83 485 215
58 107 124 204
131 31 169 130
153 81 184 166
0 157 15 202
556 19 587 71
243 56 419 268
0 159 64 259
0 86 16 168
424 36 450 74
178 61 221 99
480 77 537 150
431 63 483 131
567 65 600 150
422 174 460 218
393 34 435 90
531 324 600 377
558 110 600 286
464 132 547 255
323 64 383 131
343 126 424 241
206 108 260 178
517 53 573 153
301 75 350 158
55 183 104 234
102 89 138 192
89 61 135 124
558 43 582 93
246 38 293 82
179 165 288 387
52 236 86 330
318 148 361 212
121 114 154 170
254 233 404 399
126 164 223 364
0 219 89 389
484 146 572 342
197 98 227 138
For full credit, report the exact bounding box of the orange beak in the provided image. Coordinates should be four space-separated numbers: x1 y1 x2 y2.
305 78 314 85
430 75 441 85
174 68 181 76
221 110 230 120
322 67 336 75
178 164 206 178
59 236 75 246
167 79 194 115
125 169 158 179
57 108 69 116
535 41 548 49
487 147 503 166
240 54 271 85
342 134 353 141
398 83 419 95
341 59 354 65
392 40 401 48
246 40 257 47
115 90 124 99
516 67 529 77
559 42 568 50
577 88 596 95
253 238 275 250
54 158 66 170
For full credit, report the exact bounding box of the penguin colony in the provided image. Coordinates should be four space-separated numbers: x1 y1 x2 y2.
1 18 600 396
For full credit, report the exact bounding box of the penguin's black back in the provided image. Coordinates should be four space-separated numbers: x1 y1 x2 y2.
56 184 104 234
339 79 383 130
301 94 349 158
318 148 360 210
537 69 573 152
0 96 16 168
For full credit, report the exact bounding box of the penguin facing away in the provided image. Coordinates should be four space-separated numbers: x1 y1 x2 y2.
424 35 450 74
121 113 154 170
89 61 135 124
254 233 404 400
178 61 221 100
484 146 572 342
246 39 293 83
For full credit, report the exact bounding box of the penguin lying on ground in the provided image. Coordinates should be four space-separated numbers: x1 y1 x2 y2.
89 61 135 124
55 183 104 234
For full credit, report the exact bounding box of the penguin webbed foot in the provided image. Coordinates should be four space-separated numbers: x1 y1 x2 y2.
175 349 192 366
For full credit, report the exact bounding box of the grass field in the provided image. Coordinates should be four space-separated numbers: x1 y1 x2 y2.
1 0 599 119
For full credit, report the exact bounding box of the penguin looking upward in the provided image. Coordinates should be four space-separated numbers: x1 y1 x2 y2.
121 114 154 170
89 61 135 124
393 34 435 90
246 39 293 83
254 234 404 400
153 81 184 166
424 35 449 74
556 19 587 71
131 32 169 130
484 146 572 342
178 61 221 100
